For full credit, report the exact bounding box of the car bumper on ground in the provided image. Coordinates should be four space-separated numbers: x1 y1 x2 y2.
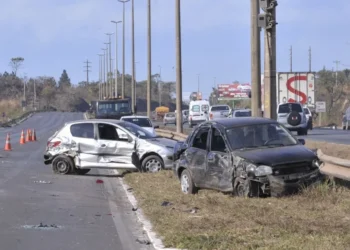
267 169 325 197
43 152 54 165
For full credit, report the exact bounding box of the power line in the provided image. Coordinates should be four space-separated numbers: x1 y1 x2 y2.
84 60 91 85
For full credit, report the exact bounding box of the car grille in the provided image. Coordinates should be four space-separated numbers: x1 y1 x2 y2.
272 161 315 176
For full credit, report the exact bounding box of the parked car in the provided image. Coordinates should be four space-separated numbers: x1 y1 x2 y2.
208 105 231 120
303 107 313 130
173 118 325 197
277 102 308 135
120 115 159 135
44 119 176 174
188 100 210 128
229 109 251 118
163 112 176 126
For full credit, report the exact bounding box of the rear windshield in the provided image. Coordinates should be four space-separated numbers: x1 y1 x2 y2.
278 103 302 113
211 106 229 111
303 108 310 114
166 113 175 117
122 118 152 127
234 111 251 117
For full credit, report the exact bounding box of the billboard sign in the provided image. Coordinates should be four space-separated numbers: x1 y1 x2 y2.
217 83 251 100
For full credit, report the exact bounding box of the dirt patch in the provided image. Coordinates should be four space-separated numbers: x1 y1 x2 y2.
305 141 350 160
124 171 350 250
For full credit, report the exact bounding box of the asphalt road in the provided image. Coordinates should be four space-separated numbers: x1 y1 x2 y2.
0 112 154 250
156 122 350 145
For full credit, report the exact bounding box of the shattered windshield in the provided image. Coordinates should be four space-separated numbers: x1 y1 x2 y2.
119 121 157 139
226 123 298 150
97 101 131 114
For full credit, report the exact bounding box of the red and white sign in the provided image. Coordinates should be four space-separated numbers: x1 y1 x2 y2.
217 83 251 100
277 72 315 105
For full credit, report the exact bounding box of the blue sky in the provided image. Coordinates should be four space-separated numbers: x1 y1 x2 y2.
0 0 349 99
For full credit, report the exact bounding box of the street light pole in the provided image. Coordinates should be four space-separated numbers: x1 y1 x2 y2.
175 0 183 133
158 65 162 106
118 0 130 99
106 33 114 97
131 0 136 112
102 48 107 99
104 42 110 98
147 0 152 117
98 54 103 100
111 20 122 97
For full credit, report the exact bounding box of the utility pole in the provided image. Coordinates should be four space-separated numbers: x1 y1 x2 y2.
102 48 107 99
334 60 341 85
197 74 200 100
175 0 183 133
258 0 278 119
158 65 162 106
111 20 122 98
33 79 37 110
98 54 103 100
147 0 152 117
251 0 262 117
104 42 110 98
308 46 312 72
84 60 91 85
106 33 113 97
135 61 139 104
131 0 136 112
289 45 292 72
118 0 130 99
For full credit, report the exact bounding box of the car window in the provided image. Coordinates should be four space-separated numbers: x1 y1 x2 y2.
192 105 200 112
118 121 157 139
70 123 94 139
226 123 298 150
98 123 119 140
210 128 227 152
303 108 310 114
192 127 209 150
116 128 129 140
166 113 175 117
278 103 302 113
234 111 251 117
211 106 229 111
201 105 209 112
122 118 152 127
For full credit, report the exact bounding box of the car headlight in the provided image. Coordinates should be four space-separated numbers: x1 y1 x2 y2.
255 165 273 176
312 159 322 168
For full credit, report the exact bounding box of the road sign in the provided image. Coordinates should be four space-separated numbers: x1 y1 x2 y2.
315 101 326 112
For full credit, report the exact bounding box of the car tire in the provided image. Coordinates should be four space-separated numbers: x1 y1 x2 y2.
180 169 198 194
233 177 250 197
142 155 164 173
74 168 91 175
52 155 74 175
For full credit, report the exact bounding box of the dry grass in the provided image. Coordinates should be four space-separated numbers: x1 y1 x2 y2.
0 99 23 122
124 171 350 250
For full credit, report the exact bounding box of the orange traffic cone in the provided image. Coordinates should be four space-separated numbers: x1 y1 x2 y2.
25 129 31 142
31 129 37 141
4 133 11 151
20 130 26 144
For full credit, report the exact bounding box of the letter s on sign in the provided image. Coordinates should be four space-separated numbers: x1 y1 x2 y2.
286 76 307 104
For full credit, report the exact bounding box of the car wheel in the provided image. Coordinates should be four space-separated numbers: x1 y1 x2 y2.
142 155 163 173
233 177 250 197
52 155 74 175
180 169 197 194
74 168 91 175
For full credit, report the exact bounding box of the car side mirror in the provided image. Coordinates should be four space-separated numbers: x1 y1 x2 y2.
154 125 159 129
298 138 305 145
128 136 133 143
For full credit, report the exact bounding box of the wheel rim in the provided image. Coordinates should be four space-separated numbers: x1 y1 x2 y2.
145 158 162 172
56 160 68 173
181 174 190 193
236 184 245 197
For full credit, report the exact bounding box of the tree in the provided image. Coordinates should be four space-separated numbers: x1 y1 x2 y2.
58 70 71 88
9 57 24 76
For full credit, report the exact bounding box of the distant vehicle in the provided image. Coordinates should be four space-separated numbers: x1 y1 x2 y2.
173 117 325 197
230 109 251 118
95 97 134 119
188 100 210 128
277 102 308 135
303 107 313 130
175 109 189 123
208 105 231 120
163 112 176 126
44 120 176 174
120 116 159 135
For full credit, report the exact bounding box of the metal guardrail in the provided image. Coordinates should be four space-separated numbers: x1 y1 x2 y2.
157 128 350 182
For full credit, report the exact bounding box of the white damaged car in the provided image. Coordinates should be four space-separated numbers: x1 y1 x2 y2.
44 119 176 174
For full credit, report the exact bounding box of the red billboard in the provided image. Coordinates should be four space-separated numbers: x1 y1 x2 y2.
217 83 251 100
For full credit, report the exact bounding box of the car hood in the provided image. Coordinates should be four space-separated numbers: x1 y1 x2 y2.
234 145 316 167
145 137 177 149
142 127 155 134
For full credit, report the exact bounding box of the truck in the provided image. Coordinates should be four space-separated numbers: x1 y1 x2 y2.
93 97 134 119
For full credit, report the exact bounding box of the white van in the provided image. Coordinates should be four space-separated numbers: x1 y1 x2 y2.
188 100 210 128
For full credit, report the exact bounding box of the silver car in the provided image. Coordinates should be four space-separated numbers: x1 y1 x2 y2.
277 102 308 135
209 105 231 120
163 112 176 126
43 119 176 175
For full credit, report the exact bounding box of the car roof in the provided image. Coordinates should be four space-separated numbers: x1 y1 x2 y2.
121 116 150 119
202 117 277 128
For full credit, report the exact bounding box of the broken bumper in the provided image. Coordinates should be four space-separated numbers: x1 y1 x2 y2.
265 169 325 197
43 153 55 165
